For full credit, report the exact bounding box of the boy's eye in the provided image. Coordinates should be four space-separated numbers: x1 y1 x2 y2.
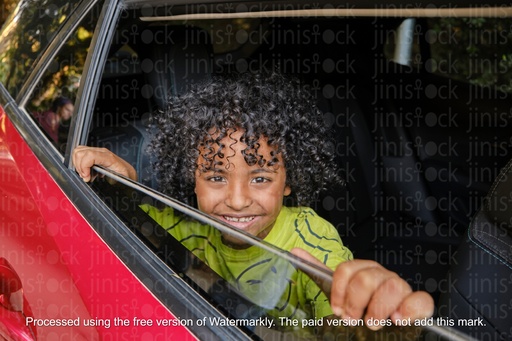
252 177 270 184
207 176 225 182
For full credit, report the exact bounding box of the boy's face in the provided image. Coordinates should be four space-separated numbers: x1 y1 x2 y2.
194 130 291 248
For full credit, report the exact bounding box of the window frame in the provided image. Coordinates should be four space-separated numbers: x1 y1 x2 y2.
14 0 104 161
56 0 257 340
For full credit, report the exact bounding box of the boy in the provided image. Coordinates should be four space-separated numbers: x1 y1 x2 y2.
74 71 433 330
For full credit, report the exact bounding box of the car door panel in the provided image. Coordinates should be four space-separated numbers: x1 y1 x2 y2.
0 105 195 339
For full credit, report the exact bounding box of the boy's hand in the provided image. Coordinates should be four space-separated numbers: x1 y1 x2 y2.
291 248 434 331
72 146 138 182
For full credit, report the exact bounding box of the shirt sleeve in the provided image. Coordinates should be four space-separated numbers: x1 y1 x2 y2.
295 209 353 319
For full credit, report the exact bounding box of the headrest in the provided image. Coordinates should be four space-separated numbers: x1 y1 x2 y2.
141 26 213 110
483 158 512 227
470 158 512 268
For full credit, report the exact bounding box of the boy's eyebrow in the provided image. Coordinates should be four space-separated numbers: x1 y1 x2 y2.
251 168 278 174
205 167 278 174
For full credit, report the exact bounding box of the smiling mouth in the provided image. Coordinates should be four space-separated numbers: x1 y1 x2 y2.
223 216 255 223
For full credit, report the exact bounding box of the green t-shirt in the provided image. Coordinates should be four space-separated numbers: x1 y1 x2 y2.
141 205 353 321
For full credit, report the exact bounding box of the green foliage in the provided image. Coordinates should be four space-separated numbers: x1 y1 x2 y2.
429 17 512 93
0 0 80 96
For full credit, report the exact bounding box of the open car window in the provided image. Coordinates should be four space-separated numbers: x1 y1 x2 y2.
77 3 505 340
88 166 468 341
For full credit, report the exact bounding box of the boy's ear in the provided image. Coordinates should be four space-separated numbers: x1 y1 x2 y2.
284 185 291 196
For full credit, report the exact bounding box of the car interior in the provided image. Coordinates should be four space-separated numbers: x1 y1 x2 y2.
83 6 512 340
438 158 512 340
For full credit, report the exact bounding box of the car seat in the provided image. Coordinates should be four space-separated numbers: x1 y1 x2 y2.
438 157 512 340
90 26 213 189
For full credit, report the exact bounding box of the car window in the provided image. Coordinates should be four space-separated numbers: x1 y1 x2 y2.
81 6 471 340
22 2 102 153
89 167 447 341
0 0 82 97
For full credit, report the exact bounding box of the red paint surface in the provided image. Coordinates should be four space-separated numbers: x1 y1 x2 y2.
0 107 196 340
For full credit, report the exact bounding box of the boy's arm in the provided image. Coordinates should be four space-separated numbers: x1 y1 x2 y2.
291 248 434 331
73 145 138 182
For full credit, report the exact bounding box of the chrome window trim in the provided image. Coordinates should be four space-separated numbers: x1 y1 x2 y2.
140 7 512 21
124 0 512 17
64 0 118 164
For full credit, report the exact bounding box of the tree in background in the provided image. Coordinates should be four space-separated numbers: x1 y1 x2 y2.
0 0 18 28
429 18 512 93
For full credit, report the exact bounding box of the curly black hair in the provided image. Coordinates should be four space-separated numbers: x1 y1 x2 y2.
149 71 343 207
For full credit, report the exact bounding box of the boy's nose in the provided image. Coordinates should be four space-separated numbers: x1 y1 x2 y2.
225 183 252 210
